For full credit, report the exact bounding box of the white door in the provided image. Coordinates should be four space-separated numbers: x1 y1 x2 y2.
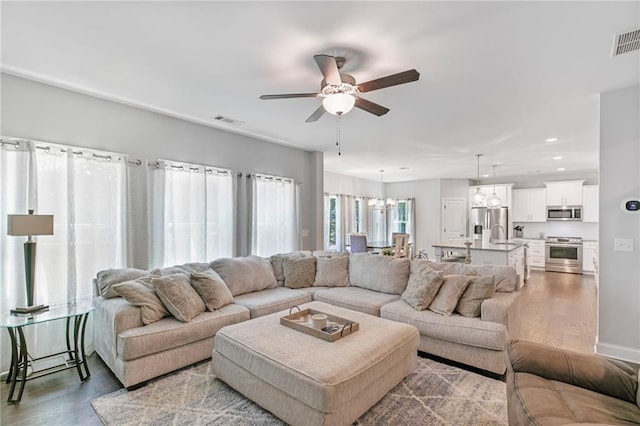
442 198 467 243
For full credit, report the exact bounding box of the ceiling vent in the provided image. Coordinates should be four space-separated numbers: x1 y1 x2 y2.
212 115 245 126
612 29 640 57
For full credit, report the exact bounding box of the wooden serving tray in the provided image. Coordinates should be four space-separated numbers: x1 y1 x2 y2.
280 307 359 342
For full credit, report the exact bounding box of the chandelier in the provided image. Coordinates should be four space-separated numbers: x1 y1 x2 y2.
369 169 396 213
471 154 487 207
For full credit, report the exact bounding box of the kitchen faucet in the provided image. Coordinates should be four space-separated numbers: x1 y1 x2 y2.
489 224 505 243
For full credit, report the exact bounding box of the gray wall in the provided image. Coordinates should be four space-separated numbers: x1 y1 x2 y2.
1 73 324 253
597 85 640 363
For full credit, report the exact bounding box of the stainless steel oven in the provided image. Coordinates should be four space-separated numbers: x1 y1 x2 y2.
545 236 583 274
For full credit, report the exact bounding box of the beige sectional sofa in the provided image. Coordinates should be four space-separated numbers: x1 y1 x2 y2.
94 251 522 388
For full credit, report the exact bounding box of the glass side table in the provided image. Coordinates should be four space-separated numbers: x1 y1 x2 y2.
1 301 93 403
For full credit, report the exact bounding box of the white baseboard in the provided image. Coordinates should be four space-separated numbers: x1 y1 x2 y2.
596 341 640 363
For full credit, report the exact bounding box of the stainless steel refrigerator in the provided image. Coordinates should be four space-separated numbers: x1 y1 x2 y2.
471 207 508 241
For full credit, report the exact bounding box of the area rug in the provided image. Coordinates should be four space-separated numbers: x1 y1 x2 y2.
91 357 507 425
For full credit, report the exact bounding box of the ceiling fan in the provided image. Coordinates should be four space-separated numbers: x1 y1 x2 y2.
259 54 420 122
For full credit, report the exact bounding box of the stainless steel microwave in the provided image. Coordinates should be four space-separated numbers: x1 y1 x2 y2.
546 206 582 221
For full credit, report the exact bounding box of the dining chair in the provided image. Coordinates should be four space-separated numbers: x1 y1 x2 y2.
349 234 368 254
392 233 410 258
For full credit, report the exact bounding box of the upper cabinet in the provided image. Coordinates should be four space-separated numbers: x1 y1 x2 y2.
582 185 599 222
545 180 585 206
512 188 547 222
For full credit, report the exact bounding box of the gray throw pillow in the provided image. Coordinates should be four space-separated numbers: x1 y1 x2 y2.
402 261 444 310
270 251 310 284
112 280 169 325
313 256 350 287
97 268 147 299
283 256 317 289
456 275 496 317
428 275 471 315
190 269 234 311
152 273 206 322
211 256 278 296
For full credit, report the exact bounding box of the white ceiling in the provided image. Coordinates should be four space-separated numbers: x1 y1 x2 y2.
2 2 638 182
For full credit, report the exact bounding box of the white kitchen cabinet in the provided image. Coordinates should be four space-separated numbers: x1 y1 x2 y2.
583 241 598 273
511 238 545 270
545 180 584 206
582 185 599 222
512 188 547 222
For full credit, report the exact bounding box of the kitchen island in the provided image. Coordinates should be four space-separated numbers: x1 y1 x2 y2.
432 241 525 281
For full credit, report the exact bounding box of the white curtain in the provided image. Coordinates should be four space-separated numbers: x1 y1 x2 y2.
251 174 298 256
368 203 387 244
150 161 234 267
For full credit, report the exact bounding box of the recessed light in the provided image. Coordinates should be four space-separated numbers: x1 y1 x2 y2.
545 137 558 142
482 174 489 178
557 167 566 171
399 166 410 170
553 156 563 160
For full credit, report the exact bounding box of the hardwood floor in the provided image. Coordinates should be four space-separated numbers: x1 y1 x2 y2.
0 270 600 425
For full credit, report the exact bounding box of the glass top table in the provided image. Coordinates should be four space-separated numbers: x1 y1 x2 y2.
0 300 94 403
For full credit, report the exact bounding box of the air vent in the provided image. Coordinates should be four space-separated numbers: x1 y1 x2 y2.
212 115 245 126
612 29 640 57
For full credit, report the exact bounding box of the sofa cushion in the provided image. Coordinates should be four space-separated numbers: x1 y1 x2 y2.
112 279 169 325
97 268 148 299
428 275 471 315
160 262 211 277
456 275 496 318
314 256 349 287
190 269 234 311
312 250 350 258
283 256 316 289
348 253 410 295
211 256 278 296
380 300 507 351
402 261 444 311
232 287 312 318
314 287 401 317
117 304 250 361
270 251 312 285
152 273 206 322
426 261 465 275
462 264 518 292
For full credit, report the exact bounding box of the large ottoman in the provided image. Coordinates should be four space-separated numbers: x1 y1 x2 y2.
212 301 420 426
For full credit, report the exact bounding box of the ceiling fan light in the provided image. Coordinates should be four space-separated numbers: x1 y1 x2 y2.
322 93 355 116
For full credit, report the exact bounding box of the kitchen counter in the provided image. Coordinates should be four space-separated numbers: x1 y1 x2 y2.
432 241 526 280
432 241 525 252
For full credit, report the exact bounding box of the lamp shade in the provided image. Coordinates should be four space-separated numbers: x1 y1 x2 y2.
322 93 355 116
7 214 54 236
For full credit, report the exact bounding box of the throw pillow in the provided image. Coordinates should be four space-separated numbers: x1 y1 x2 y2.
428 275 471 315
112 280 169 325
426 260 464 276
313 256 349 287
462 264 517 292
190 269 234 311
96 268 147 299
455 275 496 317
270 251 310 284
283 256 317 289
211 256 278 296
152 273 206 322
402 261 444 310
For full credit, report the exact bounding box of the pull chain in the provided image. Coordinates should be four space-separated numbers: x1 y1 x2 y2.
336 114 342 156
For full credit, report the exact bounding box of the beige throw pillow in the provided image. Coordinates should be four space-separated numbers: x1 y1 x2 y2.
190 269 234 311
97 268 147 299
211 256 278 296
456 275 496 317
402 261 444 311
283 256 317 289
112 280 169 325
428 275 471 315
314 256 349 287
152 274 206 322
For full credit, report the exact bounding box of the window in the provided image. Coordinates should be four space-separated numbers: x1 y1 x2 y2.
353 197 365 233
329 196 337 247
395 200 408 233
252 174 298 256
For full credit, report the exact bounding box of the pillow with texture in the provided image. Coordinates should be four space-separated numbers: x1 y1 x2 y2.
462 264 517 292
190 269 234 311
112 280 169 325
313 256 349 287
97 268 147 299
270 251 311 284
456 275 496 317
402 261 444 310
428 274 471 315
283 256 317 289
211 256 278 296
152 273 206 322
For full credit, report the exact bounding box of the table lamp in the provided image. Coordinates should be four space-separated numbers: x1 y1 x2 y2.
7 210 54 313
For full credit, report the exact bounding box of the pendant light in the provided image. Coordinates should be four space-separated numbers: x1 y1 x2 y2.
487 164 502 209
471 154 487 207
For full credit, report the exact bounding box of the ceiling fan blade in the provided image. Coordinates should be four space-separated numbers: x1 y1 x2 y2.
259 93 319 100
314 54 342 85
305 105 326 122
357 69 420 93
354 97 390 116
